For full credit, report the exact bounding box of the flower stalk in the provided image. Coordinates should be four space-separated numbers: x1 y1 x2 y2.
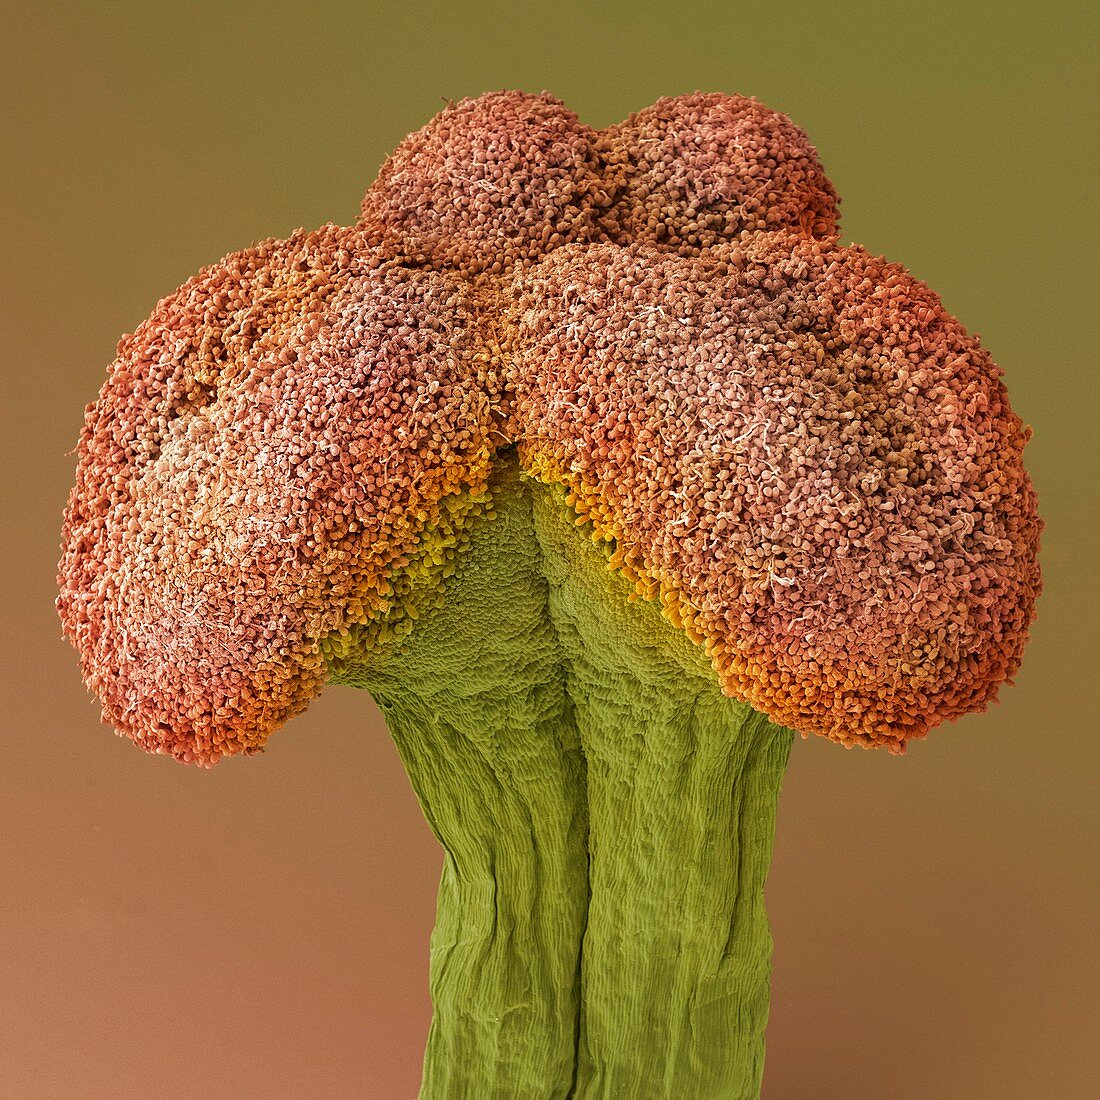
350 463 793 1099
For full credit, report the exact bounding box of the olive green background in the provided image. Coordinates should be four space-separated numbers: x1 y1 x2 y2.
2 1 1096 1096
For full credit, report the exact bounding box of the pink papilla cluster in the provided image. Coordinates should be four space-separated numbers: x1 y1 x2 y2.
57 91 1042 764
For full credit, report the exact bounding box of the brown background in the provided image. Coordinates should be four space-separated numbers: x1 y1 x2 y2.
3 2 1097 1096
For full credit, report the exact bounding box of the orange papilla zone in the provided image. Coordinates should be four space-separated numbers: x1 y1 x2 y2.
57 89 1041 766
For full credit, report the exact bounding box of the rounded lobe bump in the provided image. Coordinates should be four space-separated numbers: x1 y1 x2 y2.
504 233 1041 751
58 253 495 765
359 90 613 275
599 92 840 254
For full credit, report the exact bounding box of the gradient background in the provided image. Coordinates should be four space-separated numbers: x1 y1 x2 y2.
3 2 1097 1096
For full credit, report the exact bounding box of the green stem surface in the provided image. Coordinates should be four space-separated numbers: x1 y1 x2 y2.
342 462 793 1099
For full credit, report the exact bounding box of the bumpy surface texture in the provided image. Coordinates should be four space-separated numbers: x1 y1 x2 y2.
58 90 1042 764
